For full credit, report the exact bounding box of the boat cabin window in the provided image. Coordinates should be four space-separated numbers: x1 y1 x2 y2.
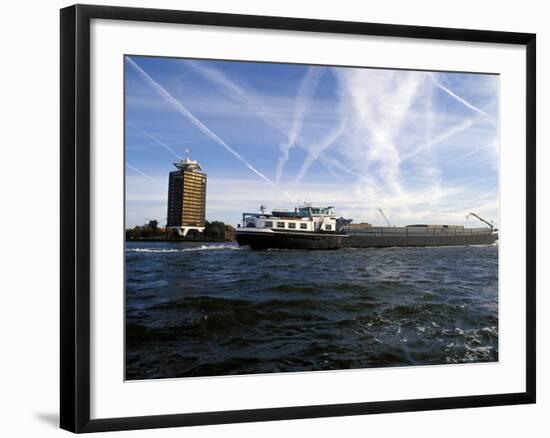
300 223 308 230
297 206 332 216
288 222 296 229
264 221 273 228
325 224 332 231
276 221 285 228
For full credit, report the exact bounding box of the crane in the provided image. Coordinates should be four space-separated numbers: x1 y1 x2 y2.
467 212 496 231
378 209 392 227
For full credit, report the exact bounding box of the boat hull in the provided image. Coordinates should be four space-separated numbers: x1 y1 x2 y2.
236 229 346 250
236 228 498 250
342 230 498 248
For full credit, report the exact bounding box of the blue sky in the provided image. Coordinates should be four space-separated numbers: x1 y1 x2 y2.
125 55 499 228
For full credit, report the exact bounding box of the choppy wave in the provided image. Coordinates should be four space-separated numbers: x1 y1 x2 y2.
125 243 498 380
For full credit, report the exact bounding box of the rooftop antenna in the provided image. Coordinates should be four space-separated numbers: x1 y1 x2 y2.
174 148 202 171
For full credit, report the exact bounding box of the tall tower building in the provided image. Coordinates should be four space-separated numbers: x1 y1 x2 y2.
166 157 207 236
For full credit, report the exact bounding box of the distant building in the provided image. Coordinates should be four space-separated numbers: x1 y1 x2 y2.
166 158 207 236
224 224 236 241
344 222 373 230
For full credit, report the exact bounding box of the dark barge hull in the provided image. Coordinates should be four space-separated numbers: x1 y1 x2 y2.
237 229 498 250
342 231 498 248
236 230 346 250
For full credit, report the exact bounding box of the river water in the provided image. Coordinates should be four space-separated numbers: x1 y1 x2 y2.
125 242 498 380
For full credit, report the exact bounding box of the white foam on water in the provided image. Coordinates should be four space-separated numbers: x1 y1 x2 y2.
126 244 243 253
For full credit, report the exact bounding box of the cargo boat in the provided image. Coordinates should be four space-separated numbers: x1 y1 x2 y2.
236 206 498 250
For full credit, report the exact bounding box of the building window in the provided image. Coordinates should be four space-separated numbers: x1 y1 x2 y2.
265 221 273 228
288 222 296 229
300 223 308 230
276 222 285 228
325 224 332 231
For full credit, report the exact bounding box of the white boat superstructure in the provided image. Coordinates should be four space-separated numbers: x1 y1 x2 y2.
235 205 347 250
242 205 338 232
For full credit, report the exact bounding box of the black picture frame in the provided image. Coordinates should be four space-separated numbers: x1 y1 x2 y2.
60 4 536 433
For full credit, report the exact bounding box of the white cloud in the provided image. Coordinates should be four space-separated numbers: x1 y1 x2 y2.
127 60 499 228
326 67 499 226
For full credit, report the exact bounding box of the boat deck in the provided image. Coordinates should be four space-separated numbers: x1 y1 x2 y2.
342 227 497 248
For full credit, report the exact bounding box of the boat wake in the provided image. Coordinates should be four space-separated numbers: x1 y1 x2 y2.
126 244 244 253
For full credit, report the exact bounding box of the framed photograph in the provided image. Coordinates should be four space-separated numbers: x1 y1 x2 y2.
60 4 536 433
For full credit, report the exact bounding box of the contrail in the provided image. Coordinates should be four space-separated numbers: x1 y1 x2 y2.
185 61 356 178
276 67 324 183
334 68 425 203
294 119 346 185
428 72 494 119
186 60 271 121
401 116 479 163
452 139 497 164
453 155 495 169
126 57 286 196
126 122 183 159
126 163 166 188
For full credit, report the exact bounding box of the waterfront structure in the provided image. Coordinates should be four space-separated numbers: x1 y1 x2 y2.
166 157 207 237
